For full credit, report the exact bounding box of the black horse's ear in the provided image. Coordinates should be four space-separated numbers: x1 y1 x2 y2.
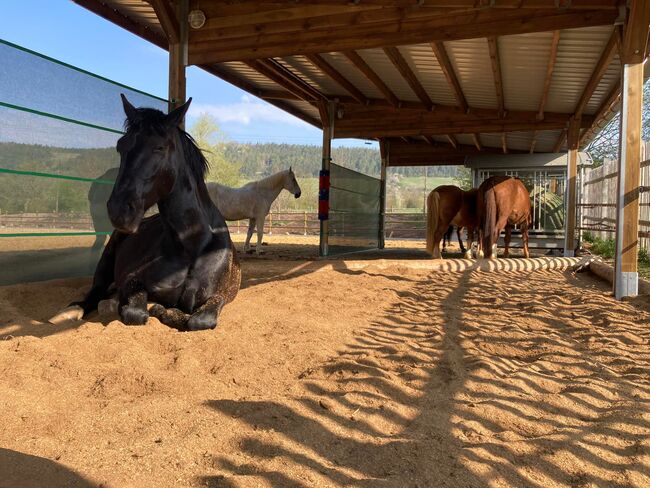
121 94 138 121
166 97 192 127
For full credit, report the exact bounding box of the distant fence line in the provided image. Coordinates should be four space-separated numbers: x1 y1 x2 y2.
0 210 428 240
580 143 650 251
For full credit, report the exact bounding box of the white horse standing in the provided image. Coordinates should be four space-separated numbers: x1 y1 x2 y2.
207 168 302 254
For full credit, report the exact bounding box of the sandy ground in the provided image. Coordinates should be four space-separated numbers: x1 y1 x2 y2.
0 237 649 487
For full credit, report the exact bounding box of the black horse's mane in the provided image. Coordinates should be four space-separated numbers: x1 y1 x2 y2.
124 107 209 182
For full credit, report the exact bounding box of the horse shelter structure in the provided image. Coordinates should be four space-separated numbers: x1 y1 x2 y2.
63 0 649 300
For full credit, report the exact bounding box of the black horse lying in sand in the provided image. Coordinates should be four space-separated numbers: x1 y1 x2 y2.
51 95 240 331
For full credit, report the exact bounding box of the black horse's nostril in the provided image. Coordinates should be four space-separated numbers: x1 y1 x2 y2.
295 191 301 199
127 200 137 213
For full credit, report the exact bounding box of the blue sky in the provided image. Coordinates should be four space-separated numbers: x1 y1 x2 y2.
1 0 371 148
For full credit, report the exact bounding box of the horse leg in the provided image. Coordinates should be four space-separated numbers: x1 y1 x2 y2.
442 226 452 253
255 216 265 255
186 296 226 331
521 222 530 258
149 304 190 330
244 219 256 253
476 228 484 258
465 228 474 259
457 227 466 254
118 279 149 325
50 232 119 324
504 224 512 258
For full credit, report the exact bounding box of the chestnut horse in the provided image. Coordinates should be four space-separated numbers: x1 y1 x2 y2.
477 176 532 259
426 185 478 259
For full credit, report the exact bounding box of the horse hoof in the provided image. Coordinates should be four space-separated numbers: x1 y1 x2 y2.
464 251 473 259
98 298 119 316
187 311 217 331
48 305 84 325
120 306 149 325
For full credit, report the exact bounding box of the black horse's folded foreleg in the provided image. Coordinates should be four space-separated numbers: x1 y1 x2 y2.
74 233 119 316
149 296 225 332
119 279 149 325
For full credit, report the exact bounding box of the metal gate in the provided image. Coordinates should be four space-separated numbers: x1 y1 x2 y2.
473 168 567 249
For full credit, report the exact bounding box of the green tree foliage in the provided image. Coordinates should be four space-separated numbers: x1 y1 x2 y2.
189 114 241 187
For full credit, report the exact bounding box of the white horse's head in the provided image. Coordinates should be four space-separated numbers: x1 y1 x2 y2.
283 167 302 199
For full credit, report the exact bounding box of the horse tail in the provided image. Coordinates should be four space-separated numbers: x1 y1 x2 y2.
482 180 498 258
426 190 440 255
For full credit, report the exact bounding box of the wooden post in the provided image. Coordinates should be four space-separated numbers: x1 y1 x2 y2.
613 0 648 299
319 100 335 257
168 0 188 115
564 116 581 257
379 139 389 249
614 61 643 299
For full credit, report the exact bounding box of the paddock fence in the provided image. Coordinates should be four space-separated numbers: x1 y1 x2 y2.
0 210 429 240
580 141 650 252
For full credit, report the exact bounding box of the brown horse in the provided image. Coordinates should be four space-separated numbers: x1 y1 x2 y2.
477 176 532 259
426 185 478 259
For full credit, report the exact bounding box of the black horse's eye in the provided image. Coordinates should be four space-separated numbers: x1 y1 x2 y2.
154 146 165 152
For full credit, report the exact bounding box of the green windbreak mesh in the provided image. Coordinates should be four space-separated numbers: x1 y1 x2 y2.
0 39 167 285
328 163 381 255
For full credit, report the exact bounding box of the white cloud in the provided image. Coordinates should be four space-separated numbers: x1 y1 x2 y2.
188 96 315 128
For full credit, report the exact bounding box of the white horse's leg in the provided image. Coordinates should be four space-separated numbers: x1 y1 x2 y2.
255 216 265 255
244 219 256 252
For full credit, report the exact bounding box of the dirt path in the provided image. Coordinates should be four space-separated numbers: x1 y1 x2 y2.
1 260 649 487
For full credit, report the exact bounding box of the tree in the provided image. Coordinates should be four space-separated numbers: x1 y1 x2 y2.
189 114 241 187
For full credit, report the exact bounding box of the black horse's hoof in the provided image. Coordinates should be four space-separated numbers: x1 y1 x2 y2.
186 311 217 331
120 306 149 325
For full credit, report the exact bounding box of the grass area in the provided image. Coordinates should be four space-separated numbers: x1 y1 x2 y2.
583 232 650 279
397 176 455 190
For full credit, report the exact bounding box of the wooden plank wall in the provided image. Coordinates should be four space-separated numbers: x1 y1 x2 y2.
581 141 650 251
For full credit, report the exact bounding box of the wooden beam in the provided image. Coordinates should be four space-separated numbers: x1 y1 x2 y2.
487 36 505 116
424 136 436 145
446 134 458 149
147 0 179 44
431 41 468 112
379 139 388 248
621 0 650 64
553 129 567 152
245 59 325 102
501 133 508 154
168 0 187 113
565 117 581 256
73 0 167 50
306 54 368 104
383 47 434 110
319 100 336 257
344 51 400 107
614 61 643 297
538 30 561 119
530 131 538 153
472 134 482 151
579 79 621 145
574 29 619 117
188 8 619 64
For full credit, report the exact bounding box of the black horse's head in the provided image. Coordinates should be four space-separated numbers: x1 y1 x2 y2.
107 94 194 233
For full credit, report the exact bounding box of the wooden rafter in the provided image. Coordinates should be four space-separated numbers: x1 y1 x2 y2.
579 79 621 145
424 136 436 146
553 129 567 152
344 51 400 107
501 133 508 154
189 8 619 64
245 59 325 102
472 134 482 151
147 0 179 44
538 30 561 119
530 131 538 153
574 29 619 117
431 41 468 113
487 36 505 116
383 47 434 110
446 134 458 149
305 54 368 104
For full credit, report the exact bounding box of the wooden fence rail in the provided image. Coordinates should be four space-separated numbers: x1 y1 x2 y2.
581 142 650 251
0 210 429 240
